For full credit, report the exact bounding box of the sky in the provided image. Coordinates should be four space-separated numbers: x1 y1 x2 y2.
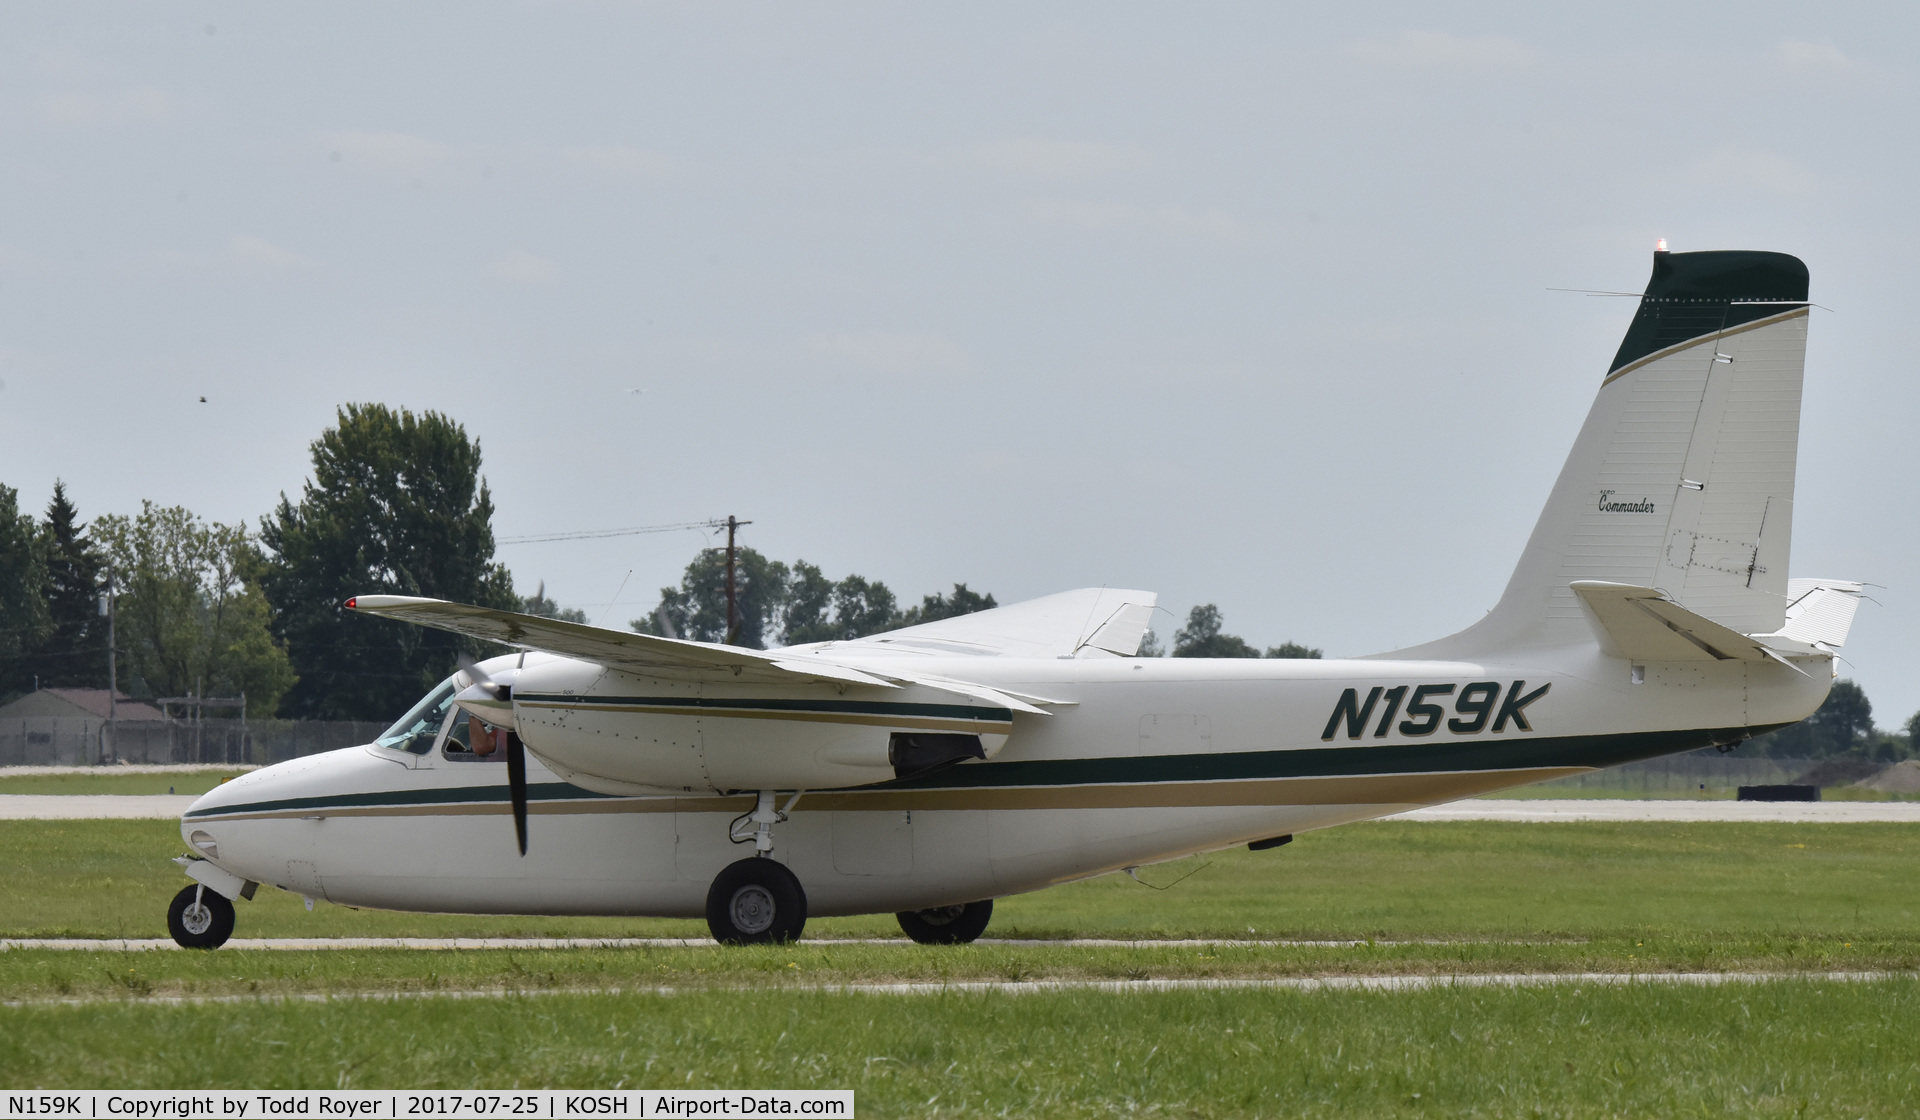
2 4 1916 724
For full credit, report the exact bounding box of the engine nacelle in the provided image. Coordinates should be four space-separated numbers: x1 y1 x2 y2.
508 658 1013 794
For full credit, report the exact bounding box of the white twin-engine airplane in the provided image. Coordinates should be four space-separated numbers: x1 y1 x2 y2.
168 247 1863 948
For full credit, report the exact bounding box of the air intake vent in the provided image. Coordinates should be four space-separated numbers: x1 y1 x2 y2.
888 733 985 780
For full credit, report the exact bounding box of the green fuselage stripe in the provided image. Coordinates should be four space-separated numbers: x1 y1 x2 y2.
184 723 1779 819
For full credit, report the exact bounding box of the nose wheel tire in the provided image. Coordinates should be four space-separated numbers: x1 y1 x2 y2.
896 899 993 945
167 884 235 949
705 857 808 945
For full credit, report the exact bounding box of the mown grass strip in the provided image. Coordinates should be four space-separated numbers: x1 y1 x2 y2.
0 770 249 796
3 981 1916 1115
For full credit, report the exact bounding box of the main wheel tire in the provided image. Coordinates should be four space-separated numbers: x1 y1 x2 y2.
167 884 235 949
706 857 808 945
896 899 993 945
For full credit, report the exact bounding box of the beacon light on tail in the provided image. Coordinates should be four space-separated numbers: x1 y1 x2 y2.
170 246 1859 949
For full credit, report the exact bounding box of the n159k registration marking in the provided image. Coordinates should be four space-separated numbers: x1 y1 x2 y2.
1321 681 1550 741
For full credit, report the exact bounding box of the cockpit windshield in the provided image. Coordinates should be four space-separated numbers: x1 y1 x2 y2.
375 677 459 755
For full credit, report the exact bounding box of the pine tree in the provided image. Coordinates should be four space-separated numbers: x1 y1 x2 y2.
0 483 50 698
36 481 106 688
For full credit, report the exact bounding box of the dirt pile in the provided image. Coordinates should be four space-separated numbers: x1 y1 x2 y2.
1859 759 1920 794
1792 758 1889 787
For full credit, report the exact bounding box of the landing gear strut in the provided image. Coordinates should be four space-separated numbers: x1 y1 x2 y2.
167 884 235 949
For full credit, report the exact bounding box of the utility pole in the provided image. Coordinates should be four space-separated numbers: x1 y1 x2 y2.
722 515 753 646
99 564 117 765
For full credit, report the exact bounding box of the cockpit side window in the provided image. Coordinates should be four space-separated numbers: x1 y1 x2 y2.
375 678 459 755
442 712 507 762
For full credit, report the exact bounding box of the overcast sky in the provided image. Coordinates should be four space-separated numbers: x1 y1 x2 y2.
3 4 1915 723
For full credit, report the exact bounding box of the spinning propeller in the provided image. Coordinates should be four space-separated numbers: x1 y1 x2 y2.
458 656 528 857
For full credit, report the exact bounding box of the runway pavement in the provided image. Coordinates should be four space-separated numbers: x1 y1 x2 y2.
1 936 1563 951
1395 798 1920 823
0 795 198 819
4 794 1917 822
3 970 1910 1008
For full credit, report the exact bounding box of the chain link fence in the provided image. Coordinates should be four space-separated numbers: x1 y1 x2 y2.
0 718 388 767
1520 752 1833 796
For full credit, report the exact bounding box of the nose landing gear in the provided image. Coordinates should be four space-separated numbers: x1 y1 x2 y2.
167 884 236 949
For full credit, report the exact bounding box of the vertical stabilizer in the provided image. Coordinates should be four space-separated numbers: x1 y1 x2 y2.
1394 249 1810 657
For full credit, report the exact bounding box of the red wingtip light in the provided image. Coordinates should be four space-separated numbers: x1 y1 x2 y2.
1655 238 1669 253
344 597 357 610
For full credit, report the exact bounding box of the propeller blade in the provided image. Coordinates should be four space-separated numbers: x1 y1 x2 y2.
457 654 511 701
505 731 529 856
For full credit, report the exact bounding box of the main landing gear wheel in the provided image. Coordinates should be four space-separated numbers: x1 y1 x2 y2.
706 857 808 945
167 884 235 949
896 899 993 945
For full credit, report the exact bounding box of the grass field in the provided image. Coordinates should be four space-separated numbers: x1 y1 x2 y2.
7 981 1918 1115
4 817 1917 1112
0 770 250 795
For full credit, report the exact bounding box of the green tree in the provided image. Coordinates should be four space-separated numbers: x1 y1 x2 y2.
260 404 515 720
520 582 588 624
897 583 997 628
0 483 50 698
1136 629 1166 657
825 574 899 640
779 562 838 644
33 481 106 688
1748 679 1876 758
775 564 922 645
93 502 295 716
1265 641 1323 659
639 551 998 647
631 546 791 648
1172 604 1261 658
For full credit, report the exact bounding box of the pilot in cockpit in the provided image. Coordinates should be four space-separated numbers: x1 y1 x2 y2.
442 712 509 761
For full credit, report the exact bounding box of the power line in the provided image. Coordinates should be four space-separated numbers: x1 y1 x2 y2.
496 519 727 546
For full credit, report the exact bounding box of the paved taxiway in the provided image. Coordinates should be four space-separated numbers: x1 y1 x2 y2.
2 936 1573 951
4 970 1911 1009
5 794 1918 822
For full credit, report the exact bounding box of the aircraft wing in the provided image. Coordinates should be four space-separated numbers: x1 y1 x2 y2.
346 595 898 688
345 595 1056 714
804 587 1158 660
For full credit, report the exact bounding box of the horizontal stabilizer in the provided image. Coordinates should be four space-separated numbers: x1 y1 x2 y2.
1761 578 1865 649
1570 581 1783 663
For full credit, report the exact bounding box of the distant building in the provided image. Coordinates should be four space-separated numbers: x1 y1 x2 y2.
0 688 168 723
0 688 173 765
